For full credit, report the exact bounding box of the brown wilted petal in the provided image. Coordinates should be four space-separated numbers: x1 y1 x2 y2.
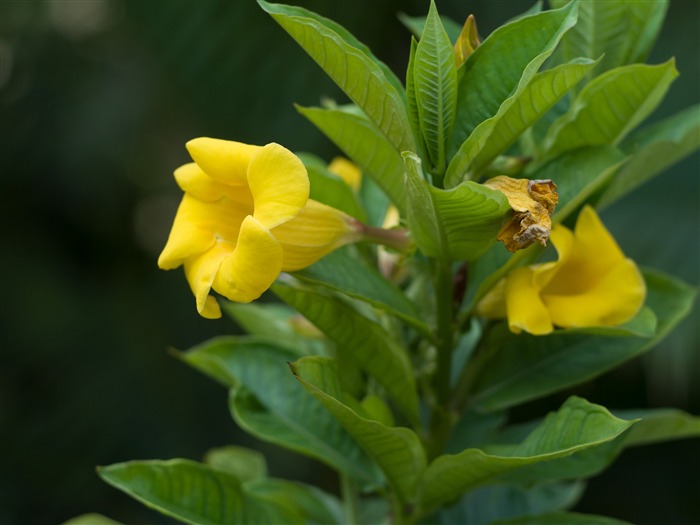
484 176 558 252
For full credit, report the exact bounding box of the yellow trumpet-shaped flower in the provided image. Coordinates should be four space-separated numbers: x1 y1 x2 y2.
158 138 359 318
477 206 646 335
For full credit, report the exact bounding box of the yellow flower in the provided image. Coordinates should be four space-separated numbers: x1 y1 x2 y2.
158 138 359 319
328 156 362 192
477 206 646 335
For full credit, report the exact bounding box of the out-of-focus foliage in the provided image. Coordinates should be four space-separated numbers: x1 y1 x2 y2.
1 1 697 524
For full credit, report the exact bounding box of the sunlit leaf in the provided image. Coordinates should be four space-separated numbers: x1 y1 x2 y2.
203 446 267 484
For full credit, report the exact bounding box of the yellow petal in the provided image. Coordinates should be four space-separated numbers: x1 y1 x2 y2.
505 267 554 335
272 199 357 271
248 143 309 229
184 242 232 318
328 157 362 191
454 14 480 67
157 194 250 269
186 137 260 186
474 277 507 319
544 258 646 328
541 206 625 296
174 162 254 206
213 216 283 302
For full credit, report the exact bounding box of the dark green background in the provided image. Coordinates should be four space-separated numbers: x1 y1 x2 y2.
1 1 698 524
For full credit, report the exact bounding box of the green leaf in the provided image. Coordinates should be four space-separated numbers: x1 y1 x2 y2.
406 37 428 162
597 104 700 208
246 479 343 525
450 1 579 155
180 338 381 486
297 152 366 221
446 58 597 185
297 105 406 212
434 481 584 525
542 60 679 160
417 397 635 515
62 514 125 525
413 1 458 177
495 511 633 525
291 356 427 504
272 280 420 425
529 145 626 223
98 459 302 525
551 0 668 74
615 408 700 447
397 12 463 44
404 152 511 260
295 248 429 335
259 1 414 153
203 446 267 484
470 269 697 413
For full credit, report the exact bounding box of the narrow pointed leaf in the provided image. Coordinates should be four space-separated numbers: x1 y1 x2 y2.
397 12 463 43
291 356 427 504
406 37 428 161
295 248 429 335
272 280 420 425
180 338 381 485
418 397 635 514
446 58 596 185
450 1 579 156
413 1 458 176
470 269 696 413
297 105 406 212
597 104 700 208
98 459 303 525
543 60 678 160
551 0 668 73
403 152 444 257
259 1 414 153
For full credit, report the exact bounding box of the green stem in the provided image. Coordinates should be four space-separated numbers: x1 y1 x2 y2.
351 219 413 252
452 321 494 414
341 474 360 525
427 258 456 458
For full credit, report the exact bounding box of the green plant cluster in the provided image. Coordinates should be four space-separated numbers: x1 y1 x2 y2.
66 1 698 524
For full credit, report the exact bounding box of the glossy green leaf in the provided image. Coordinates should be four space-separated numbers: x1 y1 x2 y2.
203 446 267 484
451 1 579 155
470 269 696 413
297 105 406 212
98 459 302 525
551 0 668 74
413 1 458 177
406 37 428 162
246 479 343 525
62 514 125 525
397 12 462 43
259 1 414 153
543 60 678 160
417 397 635 515
295 248 429 335
291 356 427 504
404 152 511 260
434 481 584 525
272 280 420 425
496 511 633 525
297 152 366 221
180 338 380 485
446 58 596 185
614 408 700 447
597 104 700 208
529 145 626 223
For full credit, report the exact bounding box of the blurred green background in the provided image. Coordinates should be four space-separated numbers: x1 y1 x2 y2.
1 1 697 524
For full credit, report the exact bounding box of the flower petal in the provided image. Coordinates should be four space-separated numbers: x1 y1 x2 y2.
213 216 283 303
186 137 260 186
158 194 250 269
328 157 362 191
174 162 254 206
248 143 309 229
183 243 233 319
505 267 554 335
475 277 507 319
272 199 357 271
544 258 646 328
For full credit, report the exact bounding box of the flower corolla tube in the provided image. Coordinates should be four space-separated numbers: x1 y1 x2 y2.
477 205 646 335
158 138 359 318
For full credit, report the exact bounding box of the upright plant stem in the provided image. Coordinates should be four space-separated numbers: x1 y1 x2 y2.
341 474 360 525
428 258 455 458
